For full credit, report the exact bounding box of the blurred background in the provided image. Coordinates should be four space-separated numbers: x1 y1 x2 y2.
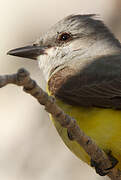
0 0 121 179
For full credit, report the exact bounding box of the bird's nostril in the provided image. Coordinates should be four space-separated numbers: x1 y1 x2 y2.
33 43 39 46
47 45 52 48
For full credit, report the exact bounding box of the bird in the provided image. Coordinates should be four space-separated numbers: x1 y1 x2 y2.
7 14 121 176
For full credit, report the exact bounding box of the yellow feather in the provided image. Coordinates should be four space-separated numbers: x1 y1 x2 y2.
49 95 121 170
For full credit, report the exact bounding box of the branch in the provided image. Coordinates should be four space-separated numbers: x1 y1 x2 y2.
0 68 121 180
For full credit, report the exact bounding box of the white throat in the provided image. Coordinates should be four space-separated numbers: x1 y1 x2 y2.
37 47 62 81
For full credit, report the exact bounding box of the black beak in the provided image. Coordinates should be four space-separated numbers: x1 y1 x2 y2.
7 45 47 60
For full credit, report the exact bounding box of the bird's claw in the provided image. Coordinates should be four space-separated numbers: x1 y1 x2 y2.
91 151 118 176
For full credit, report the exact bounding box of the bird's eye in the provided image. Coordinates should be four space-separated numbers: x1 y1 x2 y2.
58 32 71 42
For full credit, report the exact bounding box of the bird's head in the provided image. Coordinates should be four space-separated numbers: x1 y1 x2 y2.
7 14 121 81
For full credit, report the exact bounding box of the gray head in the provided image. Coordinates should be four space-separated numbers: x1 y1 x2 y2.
8 14 121 81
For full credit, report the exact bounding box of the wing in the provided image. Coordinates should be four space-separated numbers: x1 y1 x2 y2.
48 54 121 109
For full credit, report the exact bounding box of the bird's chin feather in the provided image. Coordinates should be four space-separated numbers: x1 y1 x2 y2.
37 46 67 81
38 54 51 81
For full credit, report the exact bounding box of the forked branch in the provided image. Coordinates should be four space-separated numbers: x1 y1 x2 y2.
0 68 121 180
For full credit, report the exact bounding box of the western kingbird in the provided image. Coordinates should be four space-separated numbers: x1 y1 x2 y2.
7 14 121 175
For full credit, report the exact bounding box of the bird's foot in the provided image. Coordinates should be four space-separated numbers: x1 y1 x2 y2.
91 150 118 176
67 129 74 140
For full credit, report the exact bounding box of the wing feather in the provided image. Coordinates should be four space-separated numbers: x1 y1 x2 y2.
49 54 121 109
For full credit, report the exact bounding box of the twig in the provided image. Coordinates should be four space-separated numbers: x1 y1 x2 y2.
0 68 121 180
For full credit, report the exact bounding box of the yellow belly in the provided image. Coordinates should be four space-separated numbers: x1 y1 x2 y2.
50 98 121 170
